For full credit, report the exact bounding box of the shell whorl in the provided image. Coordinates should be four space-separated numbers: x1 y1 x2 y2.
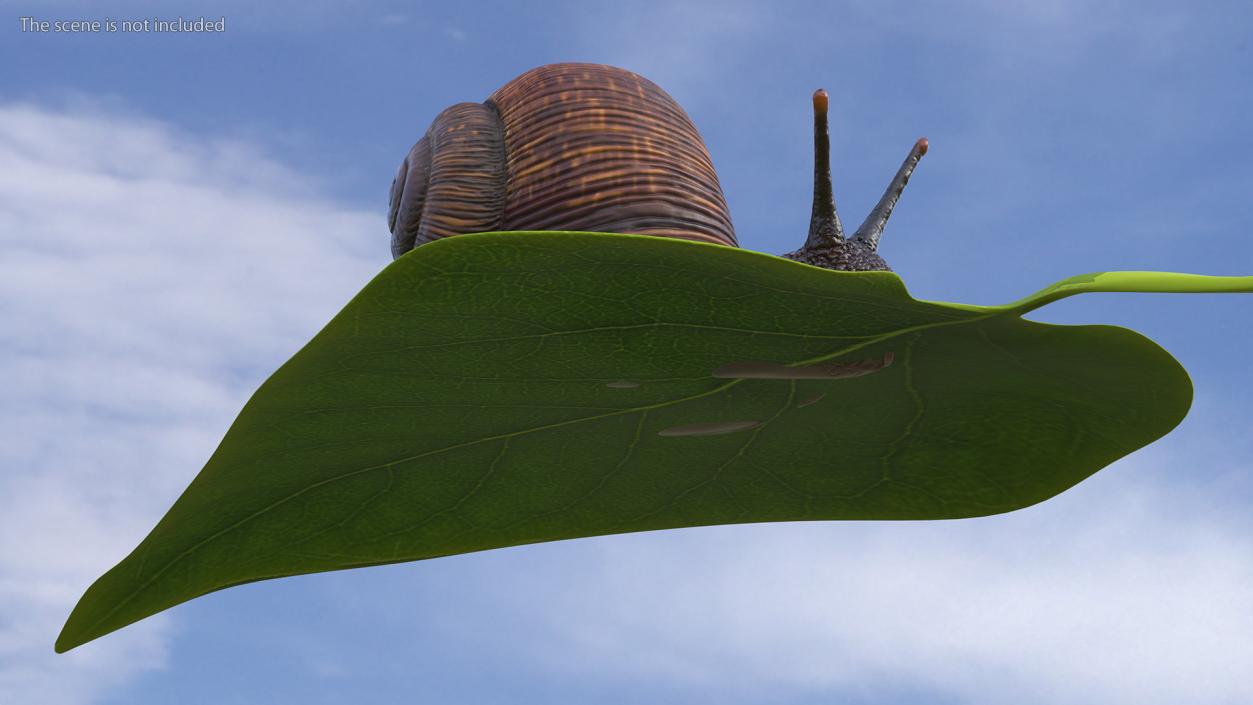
389 63 737 258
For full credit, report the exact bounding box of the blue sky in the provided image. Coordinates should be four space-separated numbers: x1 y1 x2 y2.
2 1 1252 703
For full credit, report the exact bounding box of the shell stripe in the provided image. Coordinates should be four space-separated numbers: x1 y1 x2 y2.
390 62 736 258
390 134 432 258
416 102 508 245
490 64 735 247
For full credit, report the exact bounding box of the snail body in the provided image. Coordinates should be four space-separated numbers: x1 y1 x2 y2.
389 63 926 272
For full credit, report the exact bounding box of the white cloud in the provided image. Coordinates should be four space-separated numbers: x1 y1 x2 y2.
452 435 1253 704
0 100 386 704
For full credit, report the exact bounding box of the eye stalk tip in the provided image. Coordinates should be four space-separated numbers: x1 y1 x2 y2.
850 135 929 249
812 89 828 114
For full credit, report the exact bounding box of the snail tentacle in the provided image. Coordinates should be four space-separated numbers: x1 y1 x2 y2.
851 137 928 250
783 89 927 272
802 88 845 252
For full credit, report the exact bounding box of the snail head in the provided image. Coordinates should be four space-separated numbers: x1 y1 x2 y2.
784 88 928 272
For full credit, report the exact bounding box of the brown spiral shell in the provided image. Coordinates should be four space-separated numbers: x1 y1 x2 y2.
389 63 737 258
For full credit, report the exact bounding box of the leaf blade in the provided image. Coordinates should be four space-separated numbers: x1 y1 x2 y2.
59 231 1238 652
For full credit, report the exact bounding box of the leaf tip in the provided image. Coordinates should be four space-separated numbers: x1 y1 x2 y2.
54 623 83 653
54 601 98 653
54 576 123 654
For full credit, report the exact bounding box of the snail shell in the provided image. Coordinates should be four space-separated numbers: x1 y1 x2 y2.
388 63 737 259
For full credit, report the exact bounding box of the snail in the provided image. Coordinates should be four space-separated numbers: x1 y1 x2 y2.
388 62 927 272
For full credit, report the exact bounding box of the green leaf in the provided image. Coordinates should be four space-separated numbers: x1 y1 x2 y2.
56 231 1253 652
